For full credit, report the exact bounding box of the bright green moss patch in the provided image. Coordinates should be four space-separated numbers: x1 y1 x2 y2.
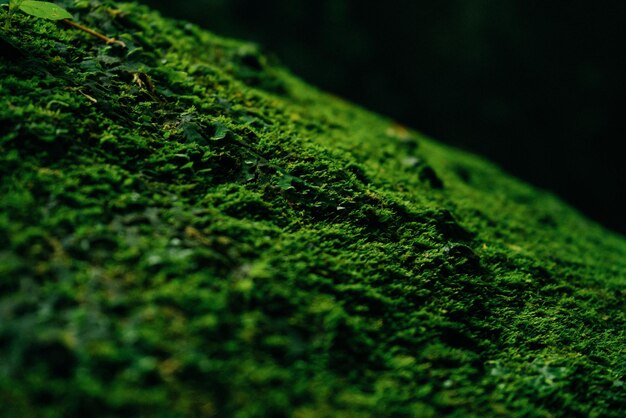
1 1 625 417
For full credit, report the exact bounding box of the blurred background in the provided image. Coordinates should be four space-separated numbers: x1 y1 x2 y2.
141 0 626 235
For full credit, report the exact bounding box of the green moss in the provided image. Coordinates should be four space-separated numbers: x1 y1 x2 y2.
1 1 625 417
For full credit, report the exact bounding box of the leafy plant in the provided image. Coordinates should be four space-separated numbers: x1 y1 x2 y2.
1 0 125 47
14 0 72 20
3 0 70 28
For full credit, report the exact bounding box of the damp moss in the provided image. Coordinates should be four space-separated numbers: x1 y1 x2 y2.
1 1 625 417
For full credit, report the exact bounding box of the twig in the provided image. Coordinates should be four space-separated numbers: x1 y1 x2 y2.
78 90 98 103
62 19 126 48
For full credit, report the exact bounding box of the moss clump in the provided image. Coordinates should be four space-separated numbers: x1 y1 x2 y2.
1 1 625 417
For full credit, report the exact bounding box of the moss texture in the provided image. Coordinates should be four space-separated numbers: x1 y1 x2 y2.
1 1 625 417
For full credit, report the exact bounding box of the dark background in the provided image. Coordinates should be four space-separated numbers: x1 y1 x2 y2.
141 0 626 235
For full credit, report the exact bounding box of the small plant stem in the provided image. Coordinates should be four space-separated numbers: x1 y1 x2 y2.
61 19 126 48
5 2 14 30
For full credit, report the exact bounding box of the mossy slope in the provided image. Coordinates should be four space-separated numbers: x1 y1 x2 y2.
1 1 625 417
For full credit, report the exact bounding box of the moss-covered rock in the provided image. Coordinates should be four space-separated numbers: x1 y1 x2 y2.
1 1 625 417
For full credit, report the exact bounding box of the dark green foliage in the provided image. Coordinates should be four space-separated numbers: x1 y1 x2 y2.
1 1 625 417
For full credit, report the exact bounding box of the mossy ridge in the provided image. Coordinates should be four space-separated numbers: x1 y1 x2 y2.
0 1 625 417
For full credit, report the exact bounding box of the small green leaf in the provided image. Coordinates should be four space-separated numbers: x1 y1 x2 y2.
19 1 72 20
276 173 296 191
211 123 228 140
180 162 194 170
